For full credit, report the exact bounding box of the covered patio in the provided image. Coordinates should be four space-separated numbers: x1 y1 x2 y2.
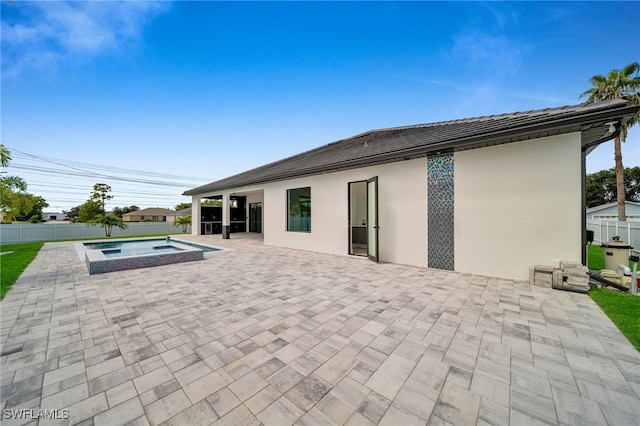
191 189 264 237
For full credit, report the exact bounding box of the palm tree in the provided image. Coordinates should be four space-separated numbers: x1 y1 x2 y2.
0 144 11 167
173 216 192 233
90 214 128 237
580 62 640 221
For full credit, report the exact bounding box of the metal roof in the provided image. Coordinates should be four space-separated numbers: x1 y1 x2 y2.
184 100 639 196
587 201 640 213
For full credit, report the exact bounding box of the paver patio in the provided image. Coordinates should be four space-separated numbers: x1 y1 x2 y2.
1 234 639 425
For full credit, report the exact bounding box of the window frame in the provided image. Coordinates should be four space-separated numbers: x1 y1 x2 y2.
286 187 311 233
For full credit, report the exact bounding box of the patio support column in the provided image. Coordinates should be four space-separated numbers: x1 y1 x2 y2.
192 197 201 235
222 192 231 238
581 150 587 266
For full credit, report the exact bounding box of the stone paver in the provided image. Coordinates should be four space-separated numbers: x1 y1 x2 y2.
2 234 640 425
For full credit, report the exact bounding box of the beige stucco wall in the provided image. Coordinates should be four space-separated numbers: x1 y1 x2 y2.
263 158 428 267
245 192 264 206
190 132 583 281
454 133 583 280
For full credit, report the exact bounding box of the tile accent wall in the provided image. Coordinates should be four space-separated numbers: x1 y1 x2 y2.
87 250 204 274
427 154 454 270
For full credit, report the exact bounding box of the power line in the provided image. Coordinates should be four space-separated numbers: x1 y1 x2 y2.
3 147 210 209
9 164 202 188
27 189 188 202
27 181 187 197
8 148 211 181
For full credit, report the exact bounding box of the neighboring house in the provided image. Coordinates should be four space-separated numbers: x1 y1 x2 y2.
587 201 640 221
176 207 192 217
42 212 69 221
184 100 639 281
122 208 179 223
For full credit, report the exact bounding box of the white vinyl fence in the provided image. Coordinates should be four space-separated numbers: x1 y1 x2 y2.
587 220 640 249
0 222 192 244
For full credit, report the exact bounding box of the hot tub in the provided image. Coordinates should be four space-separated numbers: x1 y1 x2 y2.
75 237 221 274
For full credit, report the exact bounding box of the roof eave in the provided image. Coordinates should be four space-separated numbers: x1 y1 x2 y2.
184 103 640 196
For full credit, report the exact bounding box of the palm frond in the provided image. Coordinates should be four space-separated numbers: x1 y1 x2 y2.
621 62 640 78
582 63 640 141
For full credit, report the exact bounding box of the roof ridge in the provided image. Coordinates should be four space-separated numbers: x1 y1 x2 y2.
351 99 629 136
184 99 637 196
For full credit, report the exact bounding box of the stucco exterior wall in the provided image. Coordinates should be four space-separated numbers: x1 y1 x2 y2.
190 133 584 281
262 158 428 267
245 192 264 206
454 133 583 280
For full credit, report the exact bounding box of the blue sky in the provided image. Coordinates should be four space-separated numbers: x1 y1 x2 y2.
2 1 639 212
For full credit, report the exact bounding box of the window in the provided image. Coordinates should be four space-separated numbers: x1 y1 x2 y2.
287 187 311 232
202 199 238 208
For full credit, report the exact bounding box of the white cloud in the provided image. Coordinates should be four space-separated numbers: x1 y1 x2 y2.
446 2 529 79
420 78 573 106
1 1 171 78
452 31 523 77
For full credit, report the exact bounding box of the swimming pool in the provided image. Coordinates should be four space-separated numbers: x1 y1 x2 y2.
76 237 223 274
83 238 220 257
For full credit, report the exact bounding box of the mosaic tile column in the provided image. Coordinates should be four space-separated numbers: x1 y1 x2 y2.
427 154 454 270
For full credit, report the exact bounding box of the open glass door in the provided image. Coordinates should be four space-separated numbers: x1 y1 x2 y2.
367 176 379 262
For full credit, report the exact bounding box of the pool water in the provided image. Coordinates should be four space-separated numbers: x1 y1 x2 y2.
102 244 183 258
84 238 219 258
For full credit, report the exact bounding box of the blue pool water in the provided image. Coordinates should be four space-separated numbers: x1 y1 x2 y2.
84 239 179 258
83 238 219 258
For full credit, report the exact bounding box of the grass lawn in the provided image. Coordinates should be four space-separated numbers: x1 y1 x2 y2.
0 233 186 300
589 287 640 352
587 243 605 270
1 241 44 300
587 243 639 351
